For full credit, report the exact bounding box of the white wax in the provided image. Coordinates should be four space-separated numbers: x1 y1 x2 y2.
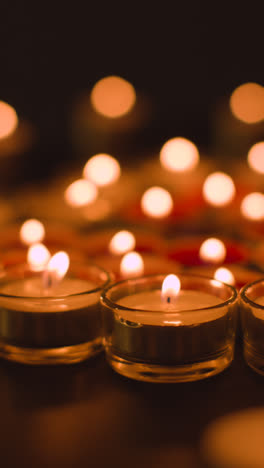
202 408 264 468
0 278 98 312
118 290 223 325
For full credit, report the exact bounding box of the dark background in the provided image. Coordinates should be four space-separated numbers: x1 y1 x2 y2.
1 3 264 181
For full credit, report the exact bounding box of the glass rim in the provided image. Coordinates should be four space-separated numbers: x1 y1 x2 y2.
101 272 237 314
240 278 264 309
0 261 112 300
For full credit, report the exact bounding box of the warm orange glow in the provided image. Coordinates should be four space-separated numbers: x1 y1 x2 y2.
199 238 226 264
241 192 264 220
64 179 98 207
20 219 45 246
230 82 264 124
161 274 181 300
120 252 144 278
248 142 264 174
27 243 51 271
214 267 235 286
203 172 236 207
83 154 121 186
43 251 70 289
109 230 136 255
90 76 136 118
160 137 199 172
141 187 173 218
0 101 18 139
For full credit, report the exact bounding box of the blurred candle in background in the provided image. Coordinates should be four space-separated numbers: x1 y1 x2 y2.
0 100 35 189
211 82 264 158
71 75 152 157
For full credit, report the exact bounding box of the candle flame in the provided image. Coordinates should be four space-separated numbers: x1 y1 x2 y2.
162 274 181 302
64 179 98 207
241 192 264 221
214 267 235 286
160 137 199 172
27 243 51 271
230 82 264 124
43 251 70 289
109 230 136 255
0 101 18 139
203 172 236 207
83 154 121 186
141 186 173 218
91 75 136 118
120 252 144 278
20 219 45 246
199 238 226 264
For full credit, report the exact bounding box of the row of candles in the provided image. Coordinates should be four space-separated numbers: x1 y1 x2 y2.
0 218 261 383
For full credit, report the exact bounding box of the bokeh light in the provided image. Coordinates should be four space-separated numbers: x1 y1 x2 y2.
120 252 144 278
214 267 235 286
203 172 236 207
90 76 136 118
160 137 199 172
199 238 226 264
141 187 173 218
20 219 45 246
241 192 264 221
230 82 264 124
83 154 121 186
27 243 51 271
109 230 136 255
65 179 98 207
0 101 18 139
248 142 264 174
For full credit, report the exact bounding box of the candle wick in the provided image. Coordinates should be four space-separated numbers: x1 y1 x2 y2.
167 296 171 304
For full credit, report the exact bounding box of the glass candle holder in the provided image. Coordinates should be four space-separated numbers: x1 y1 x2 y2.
0 262 110 365
240 279 264 375
101 274 238 383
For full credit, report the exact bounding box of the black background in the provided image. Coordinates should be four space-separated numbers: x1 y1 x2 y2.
1 3 264 174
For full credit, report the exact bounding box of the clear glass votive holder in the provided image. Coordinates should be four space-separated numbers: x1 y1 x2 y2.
0 262 110 365
101 274 238 383
240 279 264 375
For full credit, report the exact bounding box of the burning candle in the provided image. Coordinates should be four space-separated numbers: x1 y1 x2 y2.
0 252 110 364
101 273 237 382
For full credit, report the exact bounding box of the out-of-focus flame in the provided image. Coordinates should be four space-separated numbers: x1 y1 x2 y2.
230 82 264 124
0 101 18 139
109 230 136 255
161 274 181 303
141 186 173 218
20 219 45 246
83 154 121 186
90 76 136 118
43 251 70 288
160 137 199 172
203 172 235 207
248 142 264 174
199 238 226 264
64 179 98 207
241 192 264 221
120 252 144 278
27 243 51 271
214 267 235 286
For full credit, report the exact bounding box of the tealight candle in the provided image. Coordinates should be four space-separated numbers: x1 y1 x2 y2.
240 279 264 375
0 257 110 364
101 273 237 382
